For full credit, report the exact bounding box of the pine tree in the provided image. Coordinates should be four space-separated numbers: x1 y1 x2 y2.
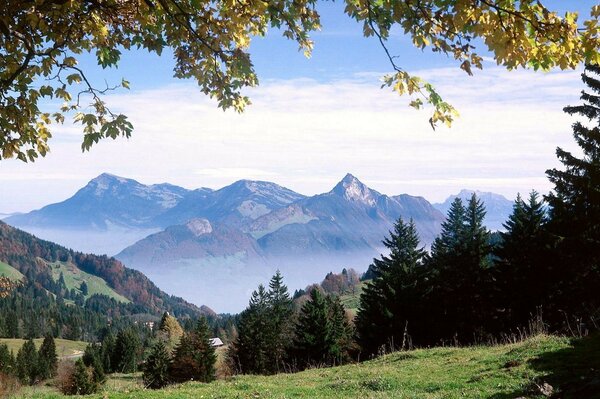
38 334 58 380
294 290 353 368
79 281 88 296
15 338 38 385
496 192 550 327
546 64 600 319
169 317 216 383
0 344 15 375
267 271 293 372
428 194 493 342
113 328 141 373
356 218 426 355
69 358 100 395
100 331 116 373
228 285 271 374
143 341 171 389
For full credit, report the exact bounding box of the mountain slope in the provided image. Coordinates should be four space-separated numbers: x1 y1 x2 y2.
155 179 306 228
434 189 514 231
0 221 209 318
6 173 193 229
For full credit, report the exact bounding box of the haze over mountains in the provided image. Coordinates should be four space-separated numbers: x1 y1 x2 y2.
4 173 514 311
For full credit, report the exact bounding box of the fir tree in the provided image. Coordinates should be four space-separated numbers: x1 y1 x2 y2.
69 358 100 395
546 64 600 318
113 328 141 373
38 334 58 380
169 317 216 383
228 285 271 374
0 344 15 375
15 338 38 385
143 341 171 389
496 192 550 327
294 290 353 368
356 218 426 355
267 271 293 372
79 281 88 296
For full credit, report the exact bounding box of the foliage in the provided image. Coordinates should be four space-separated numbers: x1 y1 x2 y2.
61 358 102 395
169 317 216 383
293 289 353 368
546 64 600 325
356 218 427 356
15 338 38 385
143 340 171 389
113 328 142 373
1 1 599 161
228 272 294 375
37 334 58 380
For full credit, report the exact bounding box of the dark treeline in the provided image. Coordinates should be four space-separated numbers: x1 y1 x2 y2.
355 65 600 356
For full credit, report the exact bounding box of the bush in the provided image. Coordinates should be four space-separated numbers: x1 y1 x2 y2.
57 359 103 395
0 372 20 398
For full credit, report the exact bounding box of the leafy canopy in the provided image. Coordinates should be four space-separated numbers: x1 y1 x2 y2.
1 0 599 161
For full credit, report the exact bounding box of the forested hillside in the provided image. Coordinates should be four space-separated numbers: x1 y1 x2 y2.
0 221 211 340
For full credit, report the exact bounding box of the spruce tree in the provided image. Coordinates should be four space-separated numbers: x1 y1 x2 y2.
0 344 14 375
356 218 426 355
113 328 141 373
294 290 353 368
546 64 600 319
38 334 58 380
228 285 271 374
267 271 293 372
496 192 550 327
169 317 216 383
16 338 38 385
143 341 171 389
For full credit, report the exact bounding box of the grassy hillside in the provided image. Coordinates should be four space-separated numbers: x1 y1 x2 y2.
338 281 366 314
48 261 130 303
0 261 24 281
0 338 87 358
17 334 600 399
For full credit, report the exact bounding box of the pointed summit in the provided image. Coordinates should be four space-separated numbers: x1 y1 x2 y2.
331 173 378 206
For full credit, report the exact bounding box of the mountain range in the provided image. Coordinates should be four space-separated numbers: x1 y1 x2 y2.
4 173 514 312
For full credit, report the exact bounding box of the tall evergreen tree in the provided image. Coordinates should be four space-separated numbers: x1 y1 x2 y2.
294 290 353 368
496 192 550 327
546 64 600 320
228 284 271 374
356 218 426 355
38 334 58 380
0 344 15 375
169 317 216 383
427 194 493 342
15 338 38 385
143 341 171 389
113 328 141 373
267 271 294 372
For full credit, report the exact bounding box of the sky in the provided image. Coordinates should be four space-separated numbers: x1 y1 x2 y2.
0 1 597 213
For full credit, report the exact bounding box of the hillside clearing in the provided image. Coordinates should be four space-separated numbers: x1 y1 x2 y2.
15 334 600 399
0 261 24 282
0 338 87 359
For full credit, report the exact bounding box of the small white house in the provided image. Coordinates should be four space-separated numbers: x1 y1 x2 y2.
209 337 224 347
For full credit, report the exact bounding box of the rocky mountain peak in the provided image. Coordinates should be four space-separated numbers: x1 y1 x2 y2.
185 218 213 237
331 173 377 206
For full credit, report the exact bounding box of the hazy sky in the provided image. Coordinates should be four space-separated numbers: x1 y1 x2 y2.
0 2 596 213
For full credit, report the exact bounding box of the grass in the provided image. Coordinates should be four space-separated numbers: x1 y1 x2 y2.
0 261 24 281
14 334 600 399
338 281 366 314
47 261 129 303
0 338 87 358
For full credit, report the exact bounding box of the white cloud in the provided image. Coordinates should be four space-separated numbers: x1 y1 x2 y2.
0 66 585 212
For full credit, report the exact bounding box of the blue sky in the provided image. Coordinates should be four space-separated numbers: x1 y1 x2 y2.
0 1 598 213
